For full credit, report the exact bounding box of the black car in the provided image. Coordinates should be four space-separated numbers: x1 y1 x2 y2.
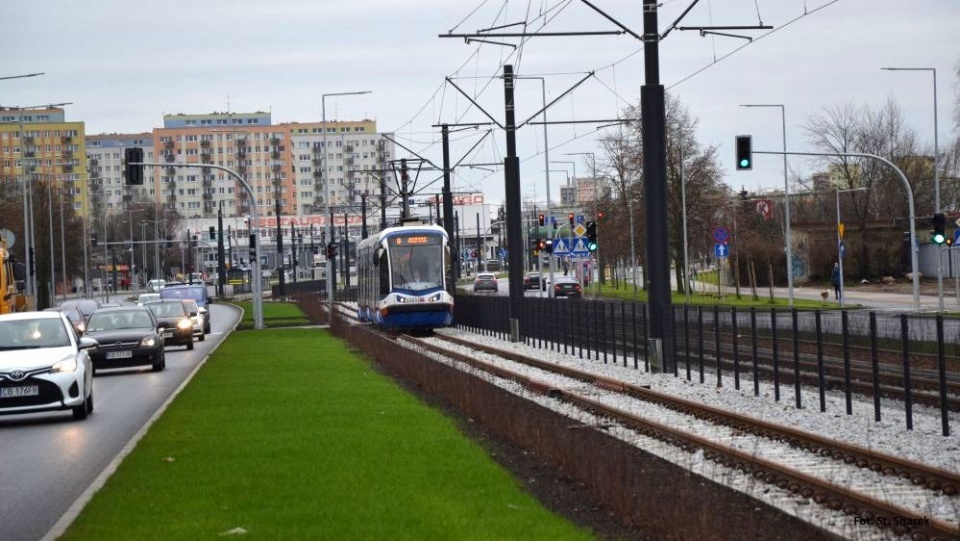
523 272 545 291
84 307 166 372
59 298 102 324
144 300 195 350
552 277 583 299
473 273 499 294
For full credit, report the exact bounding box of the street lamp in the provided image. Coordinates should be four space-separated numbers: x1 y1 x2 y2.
517 76 555 297
740 103 794 307
881 66 942 311
322 90 371 315
835 187 867 308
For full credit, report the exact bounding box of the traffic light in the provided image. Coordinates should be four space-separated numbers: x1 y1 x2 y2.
946 236 954 247
124 147 145 185
326 242 337 259
735 135 752 171
544 239 554 254
932 213 946 245
597 210 604 220
530 238 540 253
538 214 545 227
538 239 546 251
568 213 574 225
585 221 598 252
209 226 216 241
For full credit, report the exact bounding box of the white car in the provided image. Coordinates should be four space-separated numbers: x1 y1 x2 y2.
147 279 167 293
137 293 161 305
0 311 96 421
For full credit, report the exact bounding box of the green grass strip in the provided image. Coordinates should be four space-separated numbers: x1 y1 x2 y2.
59 329 596 541
231 300 311 329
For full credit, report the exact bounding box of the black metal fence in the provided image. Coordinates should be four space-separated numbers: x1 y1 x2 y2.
453 294 959 436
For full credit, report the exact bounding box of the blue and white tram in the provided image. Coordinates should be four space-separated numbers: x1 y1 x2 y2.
356 222 454 329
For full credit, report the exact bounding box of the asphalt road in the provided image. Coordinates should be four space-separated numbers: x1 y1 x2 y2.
0 303 241 541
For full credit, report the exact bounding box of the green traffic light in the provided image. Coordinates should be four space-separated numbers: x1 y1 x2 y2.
933 233 946 245
587 241 598 252
739 158 750 168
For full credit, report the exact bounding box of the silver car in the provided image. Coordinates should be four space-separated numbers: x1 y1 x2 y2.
0 312 96 421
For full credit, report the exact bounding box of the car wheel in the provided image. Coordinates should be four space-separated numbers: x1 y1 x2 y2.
187 340 194 351
204 322 211 334
153 352 166 372
72 390 91 421
199 333 205 342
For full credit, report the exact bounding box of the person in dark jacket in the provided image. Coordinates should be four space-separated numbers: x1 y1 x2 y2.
831 262 841 300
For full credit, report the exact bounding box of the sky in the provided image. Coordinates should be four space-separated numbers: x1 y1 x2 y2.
2 0 958 210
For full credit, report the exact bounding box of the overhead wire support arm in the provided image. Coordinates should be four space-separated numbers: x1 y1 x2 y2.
700 30 753 41
660 0 701 40
578 0 643 41
518 71 595 128
677 25 773 31
465 38 516 48
380 133 442 171
441 31 624 38
444 77 504 130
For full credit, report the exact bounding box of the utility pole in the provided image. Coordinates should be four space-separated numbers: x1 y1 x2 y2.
641 0 672 373
503 64 523 341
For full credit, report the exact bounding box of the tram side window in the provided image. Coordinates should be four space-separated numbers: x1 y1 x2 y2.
379 252 390 295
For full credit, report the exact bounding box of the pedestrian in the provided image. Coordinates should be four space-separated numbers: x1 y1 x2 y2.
831 262 841 300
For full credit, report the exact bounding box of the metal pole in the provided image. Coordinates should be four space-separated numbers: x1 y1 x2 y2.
59 188 66 300
836 189 844 308
48 185 55 306
322 90 371 317
756 150 920 310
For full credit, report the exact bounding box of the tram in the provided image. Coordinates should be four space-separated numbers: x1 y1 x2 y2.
355 222 454 329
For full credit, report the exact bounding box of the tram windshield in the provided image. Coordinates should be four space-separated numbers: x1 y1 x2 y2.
389 233 443 291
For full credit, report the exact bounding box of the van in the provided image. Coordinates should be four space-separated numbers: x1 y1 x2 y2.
160 284 211 334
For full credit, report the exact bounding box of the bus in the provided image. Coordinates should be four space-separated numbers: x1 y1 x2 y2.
1 238 26 314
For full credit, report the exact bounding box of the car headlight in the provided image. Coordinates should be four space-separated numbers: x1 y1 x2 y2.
51 356 79 373
140 336 157 347
177 319 193 330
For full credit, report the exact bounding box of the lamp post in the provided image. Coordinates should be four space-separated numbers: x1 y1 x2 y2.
740 103 793 307
881 67 942 311
835 187 867 308
322 90 371 316
517 76 554 297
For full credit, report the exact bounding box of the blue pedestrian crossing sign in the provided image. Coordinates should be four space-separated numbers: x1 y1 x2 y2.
714 243 729 258
551 237 590 258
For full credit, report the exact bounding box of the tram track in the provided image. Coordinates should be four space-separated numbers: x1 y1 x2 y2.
397 331 960 541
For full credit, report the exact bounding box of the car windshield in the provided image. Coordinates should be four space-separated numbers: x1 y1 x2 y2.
0 318 72 350
87 311 154 331
147 302 186 317
476 274 496 281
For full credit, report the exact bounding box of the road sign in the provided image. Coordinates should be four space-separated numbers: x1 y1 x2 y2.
712 226 729 244
955 229 960 245
838 222 845 240
714 243 729 258
839 240 845 259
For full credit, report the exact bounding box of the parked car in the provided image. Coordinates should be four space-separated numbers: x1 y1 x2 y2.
59 298 102 324
160 284 210 334
180 299 205 342
0 311 96 420
473 273 499 294
552 276 582 299
44 305 86 336
523 272 545 291
143 300 194 350
83 307 165 372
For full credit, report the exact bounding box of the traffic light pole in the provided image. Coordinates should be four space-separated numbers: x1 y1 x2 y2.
754 150 920 311
132 160 264 329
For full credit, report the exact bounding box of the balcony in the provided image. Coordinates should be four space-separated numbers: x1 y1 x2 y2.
24 136 35 145
270 150 281 160
163 140 175 149
270 137 281 146
164 153 176 163
61 135 73 144
200 139 211 148
201 153 213 164
345 145 354 153
236 138 247 147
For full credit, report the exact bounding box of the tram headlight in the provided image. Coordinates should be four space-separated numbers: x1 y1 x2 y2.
426 293 442 303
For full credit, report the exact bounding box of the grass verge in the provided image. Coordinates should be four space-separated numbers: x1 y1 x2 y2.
58 329 596 541
230 300 311 329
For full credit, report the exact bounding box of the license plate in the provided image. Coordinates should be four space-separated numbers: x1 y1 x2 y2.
1 386 39 398
106 350 133 359
162 330 173 338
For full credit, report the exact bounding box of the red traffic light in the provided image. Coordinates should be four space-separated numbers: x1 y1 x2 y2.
538 214 545 226
597 210 605 220
568 213 574 225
